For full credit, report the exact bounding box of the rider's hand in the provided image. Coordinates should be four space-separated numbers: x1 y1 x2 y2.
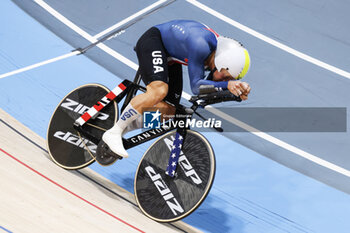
227 81 251 100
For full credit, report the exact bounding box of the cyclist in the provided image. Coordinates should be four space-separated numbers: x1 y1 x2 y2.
102 19 251 159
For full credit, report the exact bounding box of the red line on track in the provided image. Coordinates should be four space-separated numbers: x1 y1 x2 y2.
0 147 145 233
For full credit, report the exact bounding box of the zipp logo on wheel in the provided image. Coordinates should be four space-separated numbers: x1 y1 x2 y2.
61 98 109 120
145 166 184 216
54 131 97 153
164 137 202 185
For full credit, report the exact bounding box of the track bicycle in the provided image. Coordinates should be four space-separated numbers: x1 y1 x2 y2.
47 70 241 222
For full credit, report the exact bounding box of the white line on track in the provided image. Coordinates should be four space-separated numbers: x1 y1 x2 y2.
0 0 141 80
206 106 350 178
33 0 96 42
32 0 139 70
0 51 80 79
93 0 168 39
6 0 350 178
187 0 350 80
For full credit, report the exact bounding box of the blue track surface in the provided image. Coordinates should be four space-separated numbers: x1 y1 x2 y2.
1 1 350 232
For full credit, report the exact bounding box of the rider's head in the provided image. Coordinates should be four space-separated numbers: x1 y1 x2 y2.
214 37 251 80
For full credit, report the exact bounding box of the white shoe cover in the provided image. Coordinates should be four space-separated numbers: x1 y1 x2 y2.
102 126 129 158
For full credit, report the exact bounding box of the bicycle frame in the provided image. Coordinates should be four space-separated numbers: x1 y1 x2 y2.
72 69 240 176
73 72 194 155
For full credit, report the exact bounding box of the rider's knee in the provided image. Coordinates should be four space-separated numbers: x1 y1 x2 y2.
147 81 168 103
156 86 168 100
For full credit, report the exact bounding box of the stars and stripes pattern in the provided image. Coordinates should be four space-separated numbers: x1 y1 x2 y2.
165 132 184 177
74 82 126 126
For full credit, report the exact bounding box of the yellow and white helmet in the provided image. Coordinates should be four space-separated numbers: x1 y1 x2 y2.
214 36 251 79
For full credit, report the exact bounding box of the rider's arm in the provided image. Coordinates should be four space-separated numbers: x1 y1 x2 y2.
188 63 229 95
187 39 229 95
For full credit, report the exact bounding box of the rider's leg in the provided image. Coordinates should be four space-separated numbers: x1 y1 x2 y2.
123 64 181 133
138 63 182 123
102 81 168 157
128 80 168 113
103 26 170 158
123 101 175 135
153 101 176 121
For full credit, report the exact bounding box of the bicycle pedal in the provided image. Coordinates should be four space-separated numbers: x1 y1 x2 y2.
96 141 122 166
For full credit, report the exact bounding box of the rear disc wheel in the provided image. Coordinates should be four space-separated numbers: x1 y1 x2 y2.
47 84 117 169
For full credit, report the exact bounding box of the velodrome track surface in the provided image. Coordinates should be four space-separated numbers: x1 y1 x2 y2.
1 0 350 232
